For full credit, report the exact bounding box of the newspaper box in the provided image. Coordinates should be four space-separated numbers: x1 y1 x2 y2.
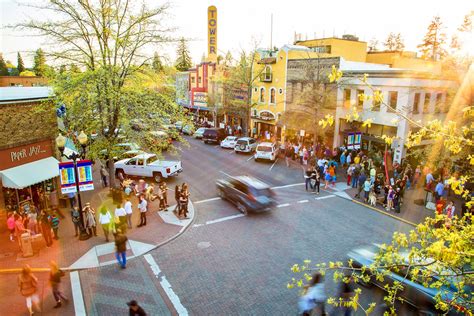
20 233 34 257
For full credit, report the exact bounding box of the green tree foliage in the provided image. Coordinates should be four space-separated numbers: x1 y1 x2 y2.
33 48 47 76
152 53 164 73
17 52 25 73
418 16 448 61
0 54 8 76
175 38 192 71
19 70 36 76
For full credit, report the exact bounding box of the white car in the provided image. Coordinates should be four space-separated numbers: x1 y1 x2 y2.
220 136 238 149
234 137 257 154
114 153 183 182
255 142 279 162
193 127 207 139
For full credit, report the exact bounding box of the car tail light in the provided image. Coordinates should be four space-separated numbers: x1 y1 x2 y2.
166 167 171 173
247 194 256 202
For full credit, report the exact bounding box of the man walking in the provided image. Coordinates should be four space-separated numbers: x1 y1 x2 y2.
304 167 314 191
355 172 367 199
124 197 133 229
100 165 108 187
114 229 128 269
127 300 147 316
137 195 147 227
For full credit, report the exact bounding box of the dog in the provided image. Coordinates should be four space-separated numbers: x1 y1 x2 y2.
368 191 377 207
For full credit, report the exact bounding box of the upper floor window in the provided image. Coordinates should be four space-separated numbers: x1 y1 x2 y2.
259 87 265 103
357 89 364 108
191 77 195 84
423 93 431 113
372 90 382 111
311 45 331 54
198 76 202 83
270 88 276 104
260 66 272 82
343 89 351 108
434 93 444 113
388 91 398 112
413 92 421 114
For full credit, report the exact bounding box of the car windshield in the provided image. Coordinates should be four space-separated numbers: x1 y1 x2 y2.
226 137 236 141
237 139 247 145
257 146 272 152
196 128 205 133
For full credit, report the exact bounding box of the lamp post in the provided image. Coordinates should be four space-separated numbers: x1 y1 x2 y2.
55 131 91 241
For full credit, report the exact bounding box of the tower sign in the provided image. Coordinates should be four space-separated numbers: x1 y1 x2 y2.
208 5 217 60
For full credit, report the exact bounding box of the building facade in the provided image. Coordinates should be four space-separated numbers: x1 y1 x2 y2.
0 76 48 87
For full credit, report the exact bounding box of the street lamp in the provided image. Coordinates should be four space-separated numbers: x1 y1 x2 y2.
56 131 90 241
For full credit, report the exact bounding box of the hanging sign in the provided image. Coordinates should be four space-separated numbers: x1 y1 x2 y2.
208 6 217 58
347 133 355 150
354 132 362 149
59 160 94 194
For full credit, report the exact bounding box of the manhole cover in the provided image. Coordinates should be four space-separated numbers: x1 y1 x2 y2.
0 252 15 259
197 242 211 249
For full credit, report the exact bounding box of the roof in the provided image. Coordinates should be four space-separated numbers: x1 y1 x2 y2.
237 137 254 141
133 153 155 159
0 86 53 103
234 176 270 190
257 142 274 147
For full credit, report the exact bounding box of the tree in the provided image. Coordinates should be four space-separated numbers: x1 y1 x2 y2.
175 38 192 71
59 65 66 74
69 64 81 73
17 52 25 73
0 54 8 76
384 33 405 51
19 70 35 76
368 38 379 52
33 48 47 76
152 53 164 73
16 0 184 187
418 16 448 61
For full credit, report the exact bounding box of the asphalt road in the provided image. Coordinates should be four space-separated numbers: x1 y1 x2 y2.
145 137 418 315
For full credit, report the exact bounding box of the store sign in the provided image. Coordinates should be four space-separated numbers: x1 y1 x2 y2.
59 160 94 194
208 6 217 56
347 132 362 150
300 130 305 137
259 110 276 121
0 140 53 170
193 92 208 106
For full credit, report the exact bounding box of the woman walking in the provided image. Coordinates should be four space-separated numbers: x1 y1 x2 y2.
18 265 40 315
49 260 68 308
173 185 181 215
298 272 326 316
179 183 190 219
71 207 81 237
98 206 112 242
83 202 97 237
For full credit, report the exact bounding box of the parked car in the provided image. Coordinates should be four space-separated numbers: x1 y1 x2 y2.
216 176 276 215
174 121 183 132
220 136 238 149
99 142 144 162
114 153 183 182
193 127 207 139
254 142 279 162
347 244 471 315
202 128 226 144
182 124 195 135
234 137 257 154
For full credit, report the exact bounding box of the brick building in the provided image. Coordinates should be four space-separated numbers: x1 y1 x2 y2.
0 76 48 87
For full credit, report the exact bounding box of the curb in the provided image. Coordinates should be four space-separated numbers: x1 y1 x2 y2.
0 200 197 274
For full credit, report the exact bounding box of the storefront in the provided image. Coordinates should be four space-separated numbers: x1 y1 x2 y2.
251 110 281 141
0 139 60 215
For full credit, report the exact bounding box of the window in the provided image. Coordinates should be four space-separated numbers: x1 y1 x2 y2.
311 45 331 53
413 93 420 114
388 91 398 112
198 76 202 83
343 89 351 107
260 66 272 82
434 93 443 113
254 87 258 92
126 159 136 165
137 159 144 166
423 93 431 113
270 88 276 104
357 89 364 108
259 87 265 103
191 77 195 84
279 88 283 94
372 90 382 111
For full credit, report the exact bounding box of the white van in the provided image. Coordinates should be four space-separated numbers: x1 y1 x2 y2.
254 142 279 162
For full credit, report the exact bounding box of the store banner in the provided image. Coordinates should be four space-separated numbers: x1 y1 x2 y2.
347 133 355 149
354 132 362 149
59 160 94 194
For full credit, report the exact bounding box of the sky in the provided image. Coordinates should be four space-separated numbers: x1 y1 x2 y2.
0 0 472 67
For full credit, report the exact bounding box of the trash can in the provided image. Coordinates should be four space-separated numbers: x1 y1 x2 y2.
20 233 34 257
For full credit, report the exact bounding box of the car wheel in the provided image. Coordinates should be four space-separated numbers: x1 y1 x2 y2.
153 172 163 183
236 202 248 215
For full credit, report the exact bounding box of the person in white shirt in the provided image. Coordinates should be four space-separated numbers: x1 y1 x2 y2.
98 207 112 242
115 203 127 231
137 195 147 227
124 198 133 229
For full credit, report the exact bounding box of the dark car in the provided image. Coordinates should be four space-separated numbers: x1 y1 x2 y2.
216 176 276 215
202 128 226 144
347 244 471 315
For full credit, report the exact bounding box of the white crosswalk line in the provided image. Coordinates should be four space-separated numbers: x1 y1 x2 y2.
277 203 290 208
315 195 336 200
297 200 309 204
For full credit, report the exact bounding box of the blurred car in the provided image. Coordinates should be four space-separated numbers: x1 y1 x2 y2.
174 121 183 132
99 142 144 161
234 137 257 154
220 136 238 149
193 127 207 139
202 128 226 144
182 124 195 135
347 244 471 315
254 142 279 162
216 176 276 215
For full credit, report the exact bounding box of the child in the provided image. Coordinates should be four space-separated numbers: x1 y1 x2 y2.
386 186 394 211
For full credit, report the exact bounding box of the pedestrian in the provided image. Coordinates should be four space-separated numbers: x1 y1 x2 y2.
298 272 326 316
425 170 435 190
157 184 166 211
98 206 112 242
145 183 155 201
49 260 68 308
137 194 148 227
346 152 352 166
7 212 15 241
324 168 331 189
71 206 82 237
162 182 169 207
386 186 394 211
100 165 108 187
434 179 445 201
39 210 53 247
329 164 336 187
313 168 321 194
179 183 190 219
48 212 60 240
346 164 354 187
355 172 366 199
173 185 181 215
124 197 133 229
413 165 421 187
114 228 128 269
370 166 376 184
304 167 314 191
337 279 354 316
285 145 292 167
352 165 360 188
363 178 372 203
127 300 147 316
83 202 97 236
18 264 41 316
340 150 347 168
115 202 127 231
27 211 38 235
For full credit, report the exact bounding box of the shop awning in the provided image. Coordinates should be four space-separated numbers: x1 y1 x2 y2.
0 157 60 189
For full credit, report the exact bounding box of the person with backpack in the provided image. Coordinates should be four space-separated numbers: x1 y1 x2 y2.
352 165 360 188
18 264 40 315
49 260 68 308
48 213 60 240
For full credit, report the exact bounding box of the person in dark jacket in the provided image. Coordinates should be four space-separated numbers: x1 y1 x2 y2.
355 172 366 199
127 300 147 316
304 167 314 191
49 260 68 308
173 185 181 214
39 210 53 247
114 229 128 269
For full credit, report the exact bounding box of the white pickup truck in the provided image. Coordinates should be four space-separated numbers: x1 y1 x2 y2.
114 153 183 182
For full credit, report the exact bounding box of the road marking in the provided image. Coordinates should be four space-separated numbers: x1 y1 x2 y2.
277 203 290 208
247 155 254 161
269 158 278 171
194 197 221 204
214 145 219 148
229 150 235 154
271 183 304 190
297 200 309 204
205 214 245 225
219 170 232 178
70 271 86 316
315 194 336 200
144 254 189 316
193 223 204 227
